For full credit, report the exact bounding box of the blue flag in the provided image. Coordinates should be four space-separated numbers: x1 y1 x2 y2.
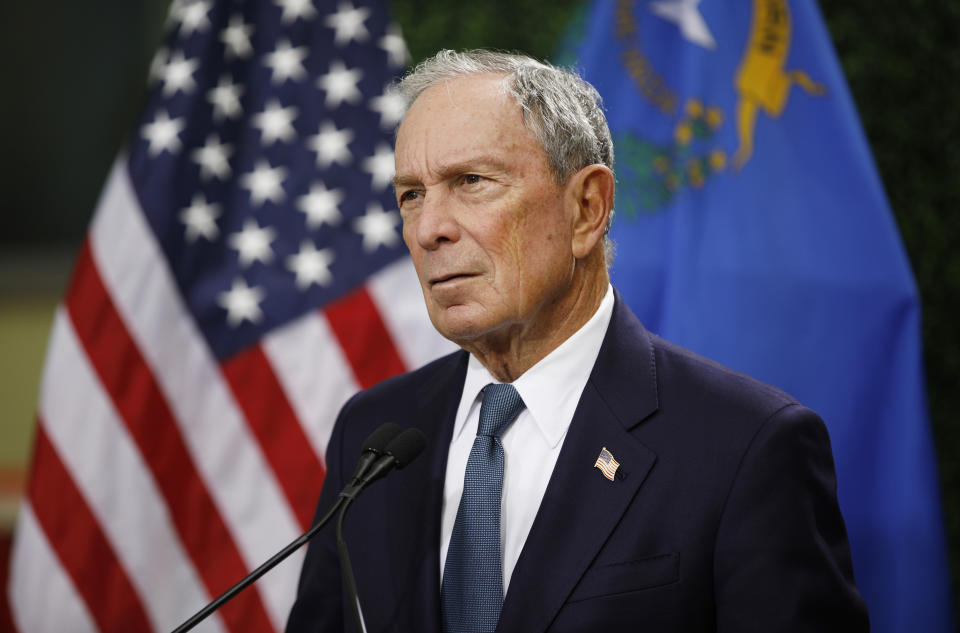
560 1 953 630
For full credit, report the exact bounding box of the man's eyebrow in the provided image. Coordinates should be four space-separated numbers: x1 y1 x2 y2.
392 174 421 189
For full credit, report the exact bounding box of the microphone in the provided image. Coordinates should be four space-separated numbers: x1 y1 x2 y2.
347 422 401 486
337 428 427 633
170 422 420 633
341 428 427 499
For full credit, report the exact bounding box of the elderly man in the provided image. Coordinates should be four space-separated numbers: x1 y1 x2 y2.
287 50 868 633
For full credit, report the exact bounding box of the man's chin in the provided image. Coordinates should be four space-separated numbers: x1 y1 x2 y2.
429 305 493 347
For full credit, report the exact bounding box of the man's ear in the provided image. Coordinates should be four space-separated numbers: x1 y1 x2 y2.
568 165 615 260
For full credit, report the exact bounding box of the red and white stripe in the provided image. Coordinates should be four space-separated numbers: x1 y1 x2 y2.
7 158 453 632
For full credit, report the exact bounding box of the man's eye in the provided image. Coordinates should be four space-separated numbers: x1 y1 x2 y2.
463 174 482 185
399 190 421 203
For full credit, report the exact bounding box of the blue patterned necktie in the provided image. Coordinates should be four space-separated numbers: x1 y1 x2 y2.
442 383 526 633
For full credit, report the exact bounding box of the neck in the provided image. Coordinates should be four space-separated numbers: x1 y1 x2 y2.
462 261 609 382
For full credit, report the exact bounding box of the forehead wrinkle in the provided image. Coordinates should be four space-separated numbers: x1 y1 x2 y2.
394 74 530 189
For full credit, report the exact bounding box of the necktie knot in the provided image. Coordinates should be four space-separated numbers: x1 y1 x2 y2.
478 383 525 438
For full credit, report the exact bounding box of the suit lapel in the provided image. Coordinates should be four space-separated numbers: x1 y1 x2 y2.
497 293 661 632
385 351 468 633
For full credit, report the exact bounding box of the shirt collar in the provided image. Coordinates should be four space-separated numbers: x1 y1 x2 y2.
451 284 615 447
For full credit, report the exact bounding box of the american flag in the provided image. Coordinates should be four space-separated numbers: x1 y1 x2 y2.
593 447 620 482
6 1 452 631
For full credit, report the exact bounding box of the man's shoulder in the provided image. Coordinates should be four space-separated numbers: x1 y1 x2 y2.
603 291 801 424
607 316 829 478
325 349 467 471
641 330 834 467
339 349 468 421
648 331 799 418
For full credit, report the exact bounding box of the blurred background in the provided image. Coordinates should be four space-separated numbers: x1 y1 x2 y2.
1 0 957 623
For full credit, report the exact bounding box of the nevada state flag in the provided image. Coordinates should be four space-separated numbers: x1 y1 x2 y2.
559 1 954 631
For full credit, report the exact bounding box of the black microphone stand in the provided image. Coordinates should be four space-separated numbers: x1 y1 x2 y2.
337 495 365 633
169 425 423 633
333 428 427 633
171 497 345 633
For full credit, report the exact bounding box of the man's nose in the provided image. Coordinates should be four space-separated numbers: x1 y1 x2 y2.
415 190 460 250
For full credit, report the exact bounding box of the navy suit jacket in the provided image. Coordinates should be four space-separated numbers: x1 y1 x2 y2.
287 292 868 632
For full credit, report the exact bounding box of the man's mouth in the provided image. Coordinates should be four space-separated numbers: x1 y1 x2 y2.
429 273 476 286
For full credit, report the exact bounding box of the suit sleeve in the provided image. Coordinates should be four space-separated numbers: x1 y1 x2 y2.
713 403 869 632
285 394 358 633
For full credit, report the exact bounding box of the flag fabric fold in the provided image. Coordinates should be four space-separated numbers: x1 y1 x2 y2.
7 1 451 631
561 1 953 631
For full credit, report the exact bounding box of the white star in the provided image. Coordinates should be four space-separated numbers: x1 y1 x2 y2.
208 75 244 121
218 277 266 327
369 85 406 129
649 0 716 50
264 39 309 84
179 193 221 242
287 241 335 289
228 219 277 267
306 121 354 168
148 47 168 85
362 143 395 190
240 159 288 206
297 182 344 228
141 110 185 156
191 134 233 180
317 61 363 108
177 0 213 36
159 51 200 96
353 204 400 252
252 100 298 145
379 24 409 67
275 0 317 24
325 1 371 46
220 15 254 59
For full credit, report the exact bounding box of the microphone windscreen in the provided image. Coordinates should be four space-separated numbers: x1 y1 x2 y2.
384 428 427 469
361 423 402 454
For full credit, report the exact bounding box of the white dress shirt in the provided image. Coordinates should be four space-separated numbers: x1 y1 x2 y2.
439 284 615 592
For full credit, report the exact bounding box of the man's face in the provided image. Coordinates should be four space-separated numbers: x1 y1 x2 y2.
394 74 576 349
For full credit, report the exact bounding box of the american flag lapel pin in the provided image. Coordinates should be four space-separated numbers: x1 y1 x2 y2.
593 446 621 481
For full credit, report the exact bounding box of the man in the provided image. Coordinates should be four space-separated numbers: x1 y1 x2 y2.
287 49 868 632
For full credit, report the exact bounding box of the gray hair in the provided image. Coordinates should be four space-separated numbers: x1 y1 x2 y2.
396 49 616 262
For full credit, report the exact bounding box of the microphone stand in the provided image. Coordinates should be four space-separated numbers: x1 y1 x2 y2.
332 429 426 633
171 496 345 633
169 425 423 633
336 495 365 633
